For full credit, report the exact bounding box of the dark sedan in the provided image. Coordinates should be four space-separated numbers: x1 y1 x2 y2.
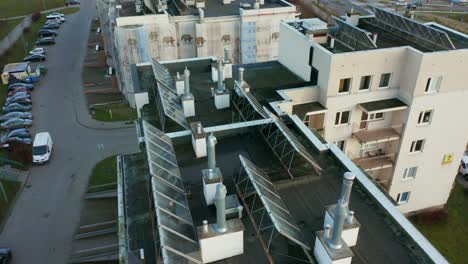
0 112 32 122
38 29 57 38
35 37 55 46
2 103 32 113
24 54 46 62
0 118 32 130
7 83 34 91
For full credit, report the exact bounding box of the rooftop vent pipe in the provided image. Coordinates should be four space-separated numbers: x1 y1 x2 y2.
327 172 355 250
223 48 230 62
214 184 228 233
207 133 218 179
217 61 224 94
238 67 244 84
199 8 204 23
330 36 335 49
183 67 191 99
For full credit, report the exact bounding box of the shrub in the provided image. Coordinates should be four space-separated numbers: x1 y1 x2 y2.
22 26 30 33
31 12 41 22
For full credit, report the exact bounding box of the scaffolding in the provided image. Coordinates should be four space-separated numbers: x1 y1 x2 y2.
236 155 313 264
143 121 202 264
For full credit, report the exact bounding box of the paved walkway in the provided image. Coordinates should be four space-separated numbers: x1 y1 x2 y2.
0 1 139 263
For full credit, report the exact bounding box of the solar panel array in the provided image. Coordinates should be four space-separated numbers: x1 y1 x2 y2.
143 121 202 264
151 59 189 129
334 17 377 51
266 110 322 173
369 6 455 51
239 155 311 250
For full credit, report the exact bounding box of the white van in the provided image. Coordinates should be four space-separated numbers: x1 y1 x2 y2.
46 14 65 23
32 132 53 164
459 152 468 177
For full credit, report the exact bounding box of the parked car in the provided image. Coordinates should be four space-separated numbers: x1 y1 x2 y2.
1 129 31 142
459 152 468 179
50 12 65 17
33 132 53 164
6 93 31 103
46 14 65 23
0 118 32 130
1 137 32 146
38 29 57 38
29 47 45 55
36 37 55 46
24 54 46 62
42 23 60 29
7 87 30 97
7 83 34 91
0 248 12 264
2 103 32 113
66 0 80 5
6 98 32 105
0 112 32 122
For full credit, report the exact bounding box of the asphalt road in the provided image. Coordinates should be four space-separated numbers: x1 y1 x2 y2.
0 1 138 264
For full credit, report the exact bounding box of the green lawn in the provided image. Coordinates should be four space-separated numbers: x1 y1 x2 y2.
412 183 468 263
87 155 117 193
0 0 66 19
0 7 80 106
0 18 24 40
90 103 138 122
0 179 21 225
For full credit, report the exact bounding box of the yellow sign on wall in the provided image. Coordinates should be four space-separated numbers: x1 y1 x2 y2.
442 153 454 164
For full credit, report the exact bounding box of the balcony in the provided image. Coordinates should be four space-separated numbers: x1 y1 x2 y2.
353 125 402 144
353 153 395 172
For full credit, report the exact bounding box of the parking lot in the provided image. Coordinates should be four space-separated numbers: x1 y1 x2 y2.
0 1 138 263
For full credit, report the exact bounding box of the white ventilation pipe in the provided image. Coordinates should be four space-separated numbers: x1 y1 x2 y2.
207 133 218 179
330 36 335 49
238 67 244 84
217 61 224 93
183 67 191 99
346 211 355 224
199 8 204 23
327 172 355 250
223 48 230 62
214 184 227 233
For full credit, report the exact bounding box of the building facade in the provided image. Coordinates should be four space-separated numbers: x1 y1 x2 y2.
108 0 296 106
274 12 468 214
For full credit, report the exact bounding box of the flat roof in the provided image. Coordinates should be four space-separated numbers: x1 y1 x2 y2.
292 101 326 120
359 98 408 113
119 0 292 18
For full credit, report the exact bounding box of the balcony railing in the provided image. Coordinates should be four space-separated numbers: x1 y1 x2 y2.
353 153 395 172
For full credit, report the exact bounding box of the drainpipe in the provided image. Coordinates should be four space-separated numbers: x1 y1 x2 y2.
327 172 355 250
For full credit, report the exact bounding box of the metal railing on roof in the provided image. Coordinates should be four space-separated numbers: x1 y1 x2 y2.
333 16 377 51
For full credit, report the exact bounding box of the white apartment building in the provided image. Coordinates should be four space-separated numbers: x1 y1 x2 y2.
108 0 297 105
273 7 468 214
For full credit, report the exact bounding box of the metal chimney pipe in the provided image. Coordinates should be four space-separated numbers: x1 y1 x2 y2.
346 210 354 225
202 220 209 233
324 224 332 239
327 172 355 250
207 133 217 179
199 8 204 23
183 67 190 97
223 48 230 62
238 67 244 84
330 36 335 49
214 184 228 233
197 123 202 134
217 61 224 93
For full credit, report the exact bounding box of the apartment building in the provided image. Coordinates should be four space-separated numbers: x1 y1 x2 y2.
103 0 296 106
275 7 468 214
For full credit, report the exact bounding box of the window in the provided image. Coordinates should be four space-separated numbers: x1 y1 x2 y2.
335 111 350 126
334 140 345 151
417 110 433 125
338 78 351 93
379 73 392 88
368 112 384 121
410 139 425 153
396 191 411 204
425 77 442 93
403 167 417 179
359 75 372 90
